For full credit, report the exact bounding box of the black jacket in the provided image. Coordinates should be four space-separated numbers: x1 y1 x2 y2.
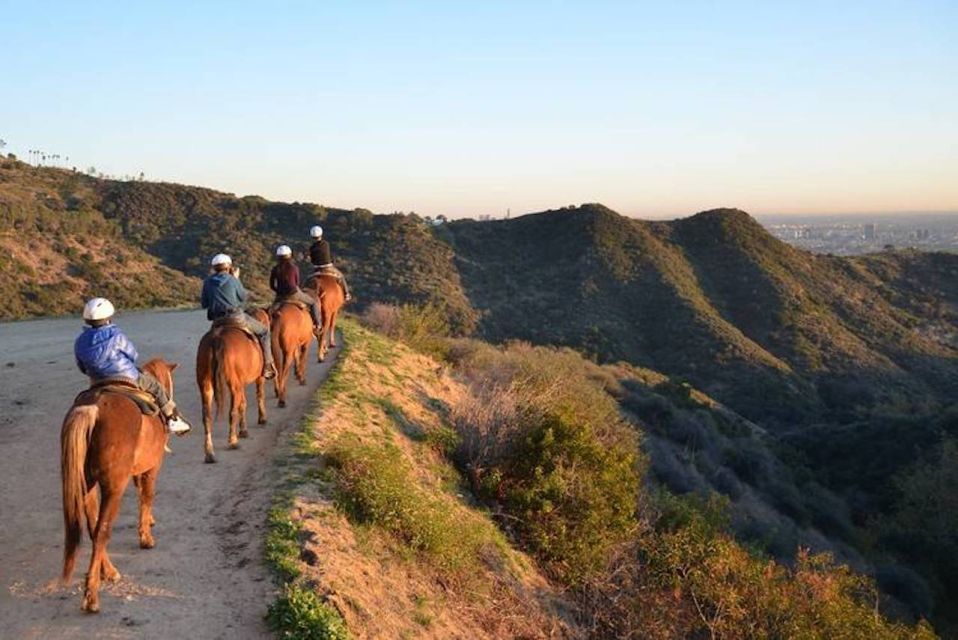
308 240 333 266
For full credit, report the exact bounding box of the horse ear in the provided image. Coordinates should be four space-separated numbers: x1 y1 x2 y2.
169 362 179 371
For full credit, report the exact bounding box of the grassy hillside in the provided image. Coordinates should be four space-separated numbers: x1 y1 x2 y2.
0 159 198 318
268 316 937 639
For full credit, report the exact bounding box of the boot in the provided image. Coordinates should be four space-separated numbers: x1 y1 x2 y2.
165 410 192 435
309 303 322 337
259 334 277 379
261 358 277 380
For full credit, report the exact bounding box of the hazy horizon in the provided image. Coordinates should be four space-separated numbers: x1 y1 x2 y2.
2 1 955 218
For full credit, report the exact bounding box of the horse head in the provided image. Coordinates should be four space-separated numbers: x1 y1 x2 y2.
142 358 179 398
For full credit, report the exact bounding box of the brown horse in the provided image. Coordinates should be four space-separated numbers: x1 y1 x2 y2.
60 358 178 613
304 272 345 362
270 302 313 408
196 309 269 463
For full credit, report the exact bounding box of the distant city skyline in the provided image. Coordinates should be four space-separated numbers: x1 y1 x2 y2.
2 2 955 218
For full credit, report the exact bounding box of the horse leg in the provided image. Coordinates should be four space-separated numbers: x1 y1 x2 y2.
136 469 158 549
272 337 282 399
278 347 294 408
330 310 339 348
238 392 249 439
228 387 241 449
201 375 216 464
82 479 127 613
317 324 328 363
296 343 307 385
256 377 267 425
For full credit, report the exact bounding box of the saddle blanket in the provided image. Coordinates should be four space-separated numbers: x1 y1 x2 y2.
211 315 258 339
75 379 160 416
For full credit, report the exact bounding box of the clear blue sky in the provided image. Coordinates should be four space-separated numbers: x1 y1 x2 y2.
1 1 955 218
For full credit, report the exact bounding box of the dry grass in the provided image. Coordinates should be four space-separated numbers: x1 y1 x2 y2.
272 318 580 639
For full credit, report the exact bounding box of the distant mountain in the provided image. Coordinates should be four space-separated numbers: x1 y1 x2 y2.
444 204 958 427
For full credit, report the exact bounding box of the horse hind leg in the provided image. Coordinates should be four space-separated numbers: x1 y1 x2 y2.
136 470 158 549
330 310 339 348
296 343 308 385
256 377 267 426
200 372 217 464
278 347 295 408
82 480 127 613
238 392 249 439
228 387 242 449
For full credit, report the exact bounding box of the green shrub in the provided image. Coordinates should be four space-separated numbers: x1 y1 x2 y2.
507 410 640 582
327 436 494 573
266 585 349 640
449 343 644 583
265 501 303 581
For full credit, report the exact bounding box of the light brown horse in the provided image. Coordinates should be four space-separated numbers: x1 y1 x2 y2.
304 272 345 362
270 302 313 408
196 309 270 463
60 358 178 613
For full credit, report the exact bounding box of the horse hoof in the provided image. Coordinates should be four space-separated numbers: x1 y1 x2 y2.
140 538 155 550
103 568 122 582
278 400 286 408
228 442 239 450
81 596 99 614
205 453 217 464
239 430 249 439
258 418 267 426
298 380 306 386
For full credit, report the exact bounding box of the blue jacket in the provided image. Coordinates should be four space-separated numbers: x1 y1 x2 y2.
74 323 140 381
201 272 248 320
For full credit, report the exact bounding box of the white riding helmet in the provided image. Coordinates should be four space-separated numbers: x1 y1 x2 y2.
83 297 115 321
310 225 323 239
211 253 232 267
276 244 292 257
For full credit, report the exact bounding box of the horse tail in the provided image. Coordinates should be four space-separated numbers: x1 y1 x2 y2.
212 337 228 421
61 404 97 582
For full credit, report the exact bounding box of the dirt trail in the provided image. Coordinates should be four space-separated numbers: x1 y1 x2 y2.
0 309 336 639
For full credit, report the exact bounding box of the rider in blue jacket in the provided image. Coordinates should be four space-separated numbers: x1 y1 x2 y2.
201 253 277 379
74 297 191 434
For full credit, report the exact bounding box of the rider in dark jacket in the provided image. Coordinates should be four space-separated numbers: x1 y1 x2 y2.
201 253 277 379
269 245 322 335
307 225 351 301
74 297 191 434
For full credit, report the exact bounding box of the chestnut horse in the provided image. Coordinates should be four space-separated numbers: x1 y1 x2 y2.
304 272 345 362
60 358 178 613
196 309 270 463
270 302 313 408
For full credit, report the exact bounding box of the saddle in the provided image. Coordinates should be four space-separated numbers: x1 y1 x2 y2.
270 296 309 314
211 315 257 340
75 379 160 416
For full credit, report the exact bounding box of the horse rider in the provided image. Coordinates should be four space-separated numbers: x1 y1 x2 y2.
200 253 277 379
270 244 322 336
307 225 352 302
74 297 192 434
